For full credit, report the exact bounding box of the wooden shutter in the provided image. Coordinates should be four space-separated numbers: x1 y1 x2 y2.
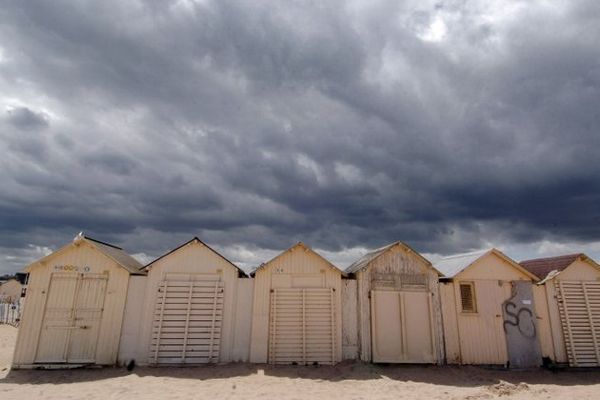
150 280 223 365
556 281 600 367
269 288 335 365
459 282 476 313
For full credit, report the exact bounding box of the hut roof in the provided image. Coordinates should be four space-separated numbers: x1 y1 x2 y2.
25 234 145 275
144 237 246 277
434 248 537 280
85 236 145 274
520 253 600 281
251 242 345 276
345 241 438 275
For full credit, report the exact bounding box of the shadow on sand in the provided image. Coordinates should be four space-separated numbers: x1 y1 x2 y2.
2 361 600 387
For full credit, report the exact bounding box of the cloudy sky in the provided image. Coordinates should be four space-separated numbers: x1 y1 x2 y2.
1 0 599 274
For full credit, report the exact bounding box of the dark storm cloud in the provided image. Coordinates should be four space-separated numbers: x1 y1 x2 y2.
1 0 600 273
5 106 49 130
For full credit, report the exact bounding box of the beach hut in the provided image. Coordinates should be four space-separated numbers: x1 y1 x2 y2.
250 242 343 365
0 279 23 303
133 237 250 366
436 249 541 367
345 241 444 363
521 253 600 367
12 234 144 368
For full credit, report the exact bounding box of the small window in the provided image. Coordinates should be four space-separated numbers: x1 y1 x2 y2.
459 282 477 313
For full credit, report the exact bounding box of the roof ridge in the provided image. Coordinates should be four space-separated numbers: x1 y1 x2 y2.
84 235 123 250
438 248 490 260
521 253 583 264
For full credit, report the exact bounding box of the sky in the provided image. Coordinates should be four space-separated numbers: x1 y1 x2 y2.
1 0 599 275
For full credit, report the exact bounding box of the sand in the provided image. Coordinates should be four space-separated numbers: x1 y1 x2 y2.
1 325 600 399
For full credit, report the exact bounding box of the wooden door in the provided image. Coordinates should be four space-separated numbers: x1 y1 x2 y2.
35 272 108 364
67 274 108 363
35 273 79 363
371 290 435 363
150 279 223 364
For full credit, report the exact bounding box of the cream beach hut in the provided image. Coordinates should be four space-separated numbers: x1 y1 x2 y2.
12 234 144 368
521 253 600 367
0 279 23 303
133 237 250 366
250 242 344 365
436 249 541 367
346 241 443 364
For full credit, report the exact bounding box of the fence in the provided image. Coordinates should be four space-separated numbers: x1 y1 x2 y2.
0 299 23 326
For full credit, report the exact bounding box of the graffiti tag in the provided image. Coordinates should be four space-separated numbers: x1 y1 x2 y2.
503 301 536 338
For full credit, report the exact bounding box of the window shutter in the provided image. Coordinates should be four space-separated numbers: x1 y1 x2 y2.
459 283 476 312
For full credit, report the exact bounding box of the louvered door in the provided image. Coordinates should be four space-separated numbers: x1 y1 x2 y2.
150 279 223 365
269 288 336 365
556 281 600 367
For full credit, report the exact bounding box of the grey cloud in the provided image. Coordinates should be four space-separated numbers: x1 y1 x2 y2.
5 106 49 130
0 1 600 274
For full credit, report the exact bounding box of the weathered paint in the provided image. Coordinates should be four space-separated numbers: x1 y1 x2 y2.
439 283 460 364
354 243 443 363
440 251 534 365
249 243 343 364
13 240 133 367
136 239 242 365
341 279 358 360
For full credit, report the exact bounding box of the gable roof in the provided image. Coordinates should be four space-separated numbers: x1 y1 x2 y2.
345 241 438 275
144 237 246 276
251 242 345 276
434 248 538 280
26 234 145 275
520 253 600 281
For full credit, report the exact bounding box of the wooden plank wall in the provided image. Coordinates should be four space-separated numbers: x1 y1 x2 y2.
341 279 358 360
356 245 443 363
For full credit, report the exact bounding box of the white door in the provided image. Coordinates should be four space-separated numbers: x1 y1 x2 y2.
150 279 224 364
68 274 108 363
371 290 436 363
269 288 336 365
35 272 108 364
556 281 600 367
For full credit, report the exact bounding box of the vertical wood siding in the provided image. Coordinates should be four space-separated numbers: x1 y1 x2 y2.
532 284 555 362
231 278 254 362
440 253 533 365
439 282 460 363
341 279 358 360
118 275 148 365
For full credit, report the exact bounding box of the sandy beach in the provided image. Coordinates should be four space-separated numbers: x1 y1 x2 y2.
1 324 599 399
